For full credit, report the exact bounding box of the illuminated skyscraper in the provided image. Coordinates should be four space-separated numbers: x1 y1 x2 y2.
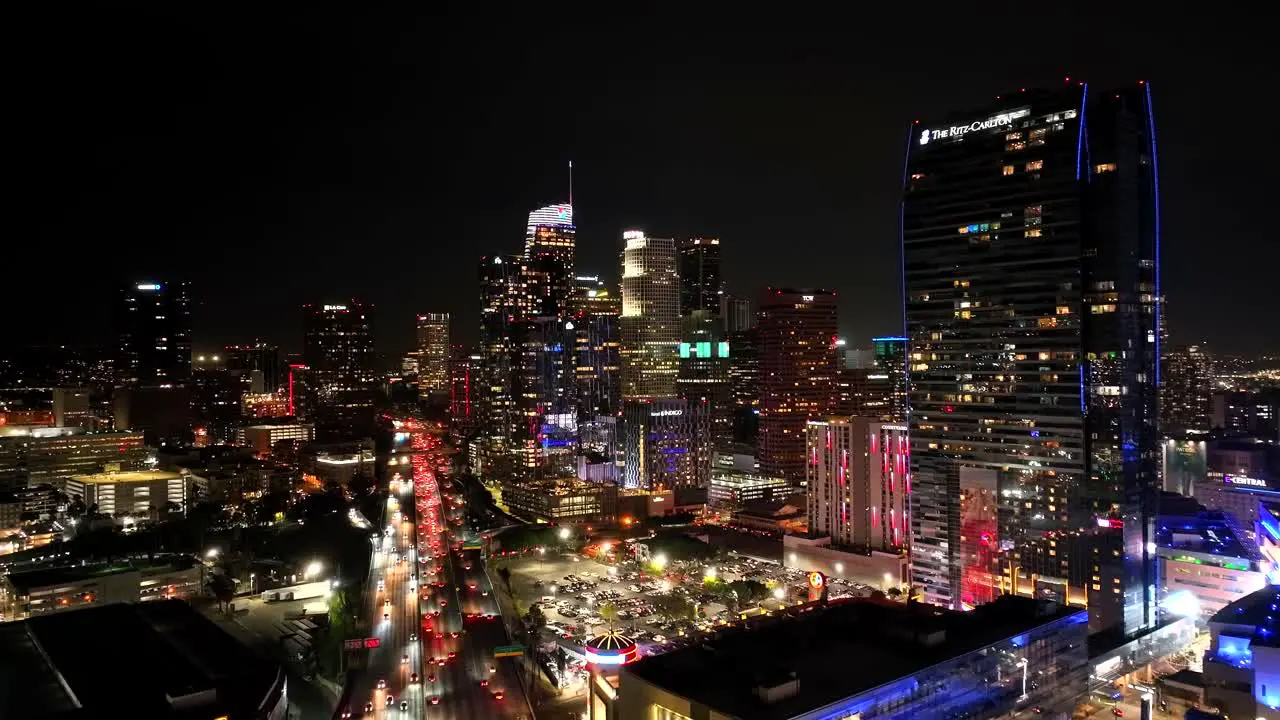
904 84 1161 636
1161 343 1211 435
620 231 680 400
449 345 480 440
622 398 711 490
416 313 450 394
116 281 192 387
677 310 733 446
678 237 723 318
569 276 622 420
806 417 911 552
872 336 908 422
301 301 378 419
478 255 530 446
757 288 839 483
524 203 575 317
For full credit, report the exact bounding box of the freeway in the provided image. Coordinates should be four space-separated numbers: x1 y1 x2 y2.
407 422 531 720
342 469 425 718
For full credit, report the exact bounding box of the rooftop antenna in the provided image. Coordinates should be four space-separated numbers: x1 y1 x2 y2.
568 160 574 206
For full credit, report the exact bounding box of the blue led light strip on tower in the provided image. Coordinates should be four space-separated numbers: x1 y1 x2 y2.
898 123 914 424
1145 83 1162 387
1075 83 1088 181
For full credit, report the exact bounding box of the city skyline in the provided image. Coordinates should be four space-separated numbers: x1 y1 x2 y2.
13 10 1277 360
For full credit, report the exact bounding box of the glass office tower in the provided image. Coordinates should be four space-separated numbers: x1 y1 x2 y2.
620 231 680 400
678 237 723 318
903 83 1160 637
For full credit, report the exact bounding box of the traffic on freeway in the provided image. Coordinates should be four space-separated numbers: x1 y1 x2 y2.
342 470 424 718
408 422 531 720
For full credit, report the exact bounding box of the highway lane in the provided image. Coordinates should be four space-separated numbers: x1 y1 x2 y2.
344 473 424 719
406 423 530 720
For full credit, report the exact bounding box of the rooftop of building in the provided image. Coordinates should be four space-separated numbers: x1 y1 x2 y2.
623 596 1084 720
1156 507 1259 563
6 558 197 593
504 476 616 493
0 599 282 718
735 498 805 519
69 469 183 485
1209 585 1280 648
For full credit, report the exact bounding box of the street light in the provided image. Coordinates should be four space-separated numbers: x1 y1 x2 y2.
772 587 785 601
653 553 668 570
205 548 220 560
304 560 323 580
704 567 717 581
558 527 571 541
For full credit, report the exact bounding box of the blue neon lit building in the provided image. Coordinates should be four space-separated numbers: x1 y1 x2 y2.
1205 586 1280 719
903 83 1162 638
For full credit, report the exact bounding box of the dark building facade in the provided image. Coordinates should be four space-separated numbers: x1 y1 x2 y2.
757 288 838 483
1161 343 1212 435
222 343 281 394
478 255 530 449
677 237 723 318
903 83 1161 637
301 301 377 423
676 310 733 447
449 345 480 441
116 281 191 387
872 336 908 422
727 326 759 446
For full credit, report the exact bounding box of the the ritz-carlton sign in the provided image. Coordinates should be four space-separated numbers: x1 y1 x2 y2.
920 108 1030 145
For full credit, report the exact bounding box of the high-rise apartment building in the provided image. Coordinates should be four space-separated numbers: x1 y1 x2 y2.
757 288 838 483
416 313 450 394
116 281 192 387
449 346 480 440
678 237 723 318
524 204 575 318
1161 344 1211 435
806 417 911 552
570 276 622 420
478 255 530 446
835 368 893 419
620 231 680 400
514 316 578 475
872 336 908 422
727 326 760 446
904 84 1161 636
301 301 377 420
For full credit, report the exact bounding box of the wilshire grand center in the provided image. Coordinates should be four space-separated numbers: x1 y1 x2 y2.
903 83 1161 637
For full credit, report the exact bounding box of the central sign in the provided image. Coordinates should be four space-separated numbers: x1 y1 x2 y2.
919 108 1030 145
1225 475 1267 488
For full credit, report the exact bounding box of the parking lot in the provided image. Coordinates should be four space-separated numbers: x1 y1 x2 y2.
497 543 895 692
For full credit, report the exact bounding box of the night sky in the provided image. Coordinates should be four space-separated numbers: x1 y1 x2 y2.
15 8 1277 361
